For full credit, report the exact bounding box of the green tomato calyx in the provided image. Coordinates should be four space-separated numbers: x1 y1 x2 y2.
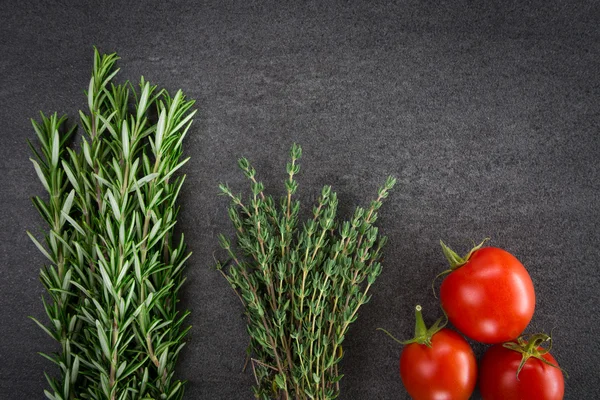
440 238 489 270
377 305 447 348
432 238 490 297
502 332 568 379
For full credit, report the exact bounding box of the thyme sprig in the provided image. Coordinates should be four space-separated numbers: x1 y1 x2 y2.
217 144 396 400
28 49 195 400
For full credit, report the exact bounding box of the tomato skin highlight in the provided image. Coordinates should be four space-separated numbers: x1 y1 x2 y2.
399 328 477 400
440 246 535 344
479 343 565 400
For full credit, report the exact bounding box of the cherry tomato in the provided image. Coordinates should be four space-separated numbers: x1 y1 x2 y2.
400 328 477 400
380 305 477 400
479 334 565 400
439 241 535 343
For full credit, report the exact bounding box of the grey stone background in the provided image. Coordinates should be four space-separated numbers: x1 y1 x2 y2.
1 1 598 398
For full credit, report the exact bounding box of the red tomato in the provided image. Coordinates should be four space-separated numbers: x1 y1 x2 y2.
400 328 477 400
439 243 535 343
479 339 565 400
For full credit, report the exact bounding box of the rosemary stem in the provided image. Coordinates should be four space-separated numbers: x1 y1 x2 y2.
29 50 194 399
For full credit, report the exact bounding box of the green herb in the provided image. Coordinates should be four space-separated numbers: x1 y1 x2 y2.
217 144 396 399
28 49 196 400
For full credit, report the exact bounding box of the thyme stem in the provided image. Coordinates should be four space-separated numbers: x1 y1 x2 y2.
217 145 395 399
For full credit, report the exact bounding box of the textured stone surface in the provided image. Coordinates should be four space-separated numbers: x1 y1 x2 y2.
1 1 598 398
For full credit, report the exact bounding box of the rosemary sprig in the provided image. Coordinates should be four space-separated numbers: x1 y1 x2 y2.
217 144 396 400
28 49 195 400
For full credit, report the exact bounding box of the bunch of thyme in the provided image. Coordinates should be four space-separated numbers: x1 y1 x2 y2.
217 144 396 400
28 49 195 400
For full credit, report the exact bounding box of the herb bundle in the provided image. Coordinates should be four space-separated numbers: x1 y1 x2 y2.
217 144 396 400
28 50 195 400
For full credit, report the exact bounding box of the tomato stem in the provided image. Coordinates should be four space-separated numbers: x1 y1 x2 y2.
440 238 489 270
378 305 447 349
432 239 489 298
413 305 427 339
376 328 404 345
502 333 568 379
440 241 466 269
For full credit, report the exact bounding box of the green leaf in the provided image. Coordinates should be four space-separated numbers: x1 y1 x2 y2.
134 173 159 189
27 231 53 262
30 316 57 341
62 161 80 192
82 138 93 167
96 320 111 360
157 346 169 378
62 367 70 399
121 123 130 161
32 196 52 225
137 82 150 121
106 190 122 221
59 190 76 227
43 390 58 400
167 382 183 399
98 262 115 300
116 260 131 287
94 173 115 190
87 76 95 111
39 352 59 366
159 157 189 185
140 367 149 396
147 219 162 243
116 360 127 379
30 158 50 193
171 108 197 134
51 129 60 168
61 212 86 236
134 253 142 283
100 371 110 397
155 108 167 153
31 118 47 148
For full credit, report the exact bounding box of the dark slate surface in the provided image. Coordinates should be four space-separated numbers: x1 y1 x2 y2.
1 1 598 398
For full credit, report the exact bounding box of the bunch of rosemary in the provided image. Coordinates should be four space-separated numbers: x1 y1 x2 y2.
217 144 396 400
28 50 195 400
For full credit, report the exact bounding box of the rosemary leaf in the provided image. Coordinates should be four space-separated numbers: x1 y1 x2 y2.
28 49 195 400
